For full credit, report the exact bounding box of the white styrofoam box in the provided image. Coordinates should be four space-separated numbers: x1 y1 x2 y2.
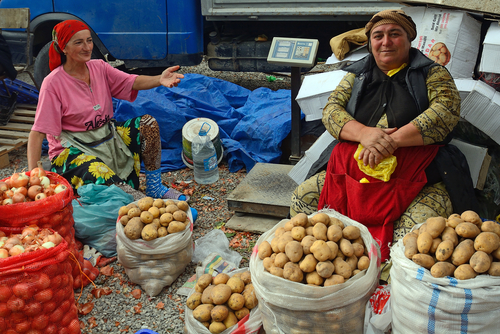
405 7 481 79
296 70 347 121
479 21 500 74
453 78 476 101
450 139 491 190
325 45 369 66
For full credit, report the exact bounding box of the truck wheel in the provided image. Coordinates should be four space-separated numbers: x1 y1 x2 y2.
34 41 103 88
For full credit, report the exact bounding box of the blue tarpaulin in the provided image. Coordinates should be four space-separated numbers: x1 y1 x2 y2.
113 73 302 172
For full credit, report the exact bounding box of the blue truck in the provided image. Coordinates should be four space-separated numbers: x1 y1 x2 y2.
0 0 402 87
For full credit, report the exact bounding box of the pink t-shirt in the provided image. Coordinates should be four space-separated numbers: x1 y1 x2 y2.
32 59 139 159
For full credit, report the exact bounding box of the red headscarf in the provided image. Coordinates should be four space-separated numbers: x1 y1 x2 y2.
49 20 90 71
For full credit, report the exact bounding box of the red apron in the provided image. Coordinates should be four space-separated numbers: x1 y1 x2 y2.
318 142 440 261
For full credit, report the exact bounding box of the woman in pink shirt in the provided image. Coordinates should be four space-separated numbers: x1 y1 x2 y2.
27 20 186 200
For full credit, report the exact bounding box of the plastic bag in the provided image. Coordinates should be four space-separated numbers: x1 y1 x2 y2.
192 229 242 267
184 268 262 334
73 184 134 257
116 199 194 296
363 285 392 334
249 209 380 334
390 230 500 333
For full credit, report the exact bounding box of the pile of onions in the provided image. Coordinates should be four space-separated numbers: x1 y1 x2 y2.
0 226 63 258
1 161 68 206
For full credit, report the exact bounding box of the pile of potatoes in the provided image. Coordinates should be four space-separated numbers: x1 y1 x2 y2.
404 210 500 280
258 212 370 286
187 271 258 334
118 197 190 241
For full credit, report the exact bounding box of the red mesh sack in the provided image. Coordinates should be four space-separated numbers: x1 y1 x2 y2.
0 171 87 289
0 233 81 334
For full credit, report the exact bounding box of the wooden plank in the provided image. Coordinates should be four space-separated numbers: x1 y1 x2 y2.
7 115 35 124
16 104 37 111
0 129 29 139
0 146 7 154
13 108 36 117
0 122 32 132
0 138 24 147
0 153 9 169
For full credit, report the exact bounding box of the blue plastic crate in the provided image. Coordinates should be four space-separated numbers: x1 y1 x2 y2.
0 79 38 105
134 329 159 334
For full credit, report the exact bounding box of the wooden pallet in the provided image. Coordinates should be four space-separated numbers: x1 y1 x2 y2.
0 103 36 168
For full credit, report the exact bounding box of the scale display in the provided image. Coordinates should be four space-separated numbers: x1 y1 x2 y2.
267 37 319 67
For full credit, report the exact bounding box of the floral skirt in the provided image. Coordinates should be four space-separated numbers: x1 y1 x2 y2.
50 117 142 191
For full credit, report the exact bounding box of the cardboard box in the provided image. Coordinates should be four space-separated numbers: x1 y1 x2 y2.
404 6 482 79
296 70 347 121
384 0 500 17
450 139 491 190
479 21 500 74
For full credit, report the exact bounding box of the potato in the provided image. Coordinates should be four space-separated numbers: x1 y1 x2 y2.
454 264 477 280
124 217 144 240
197 274 213 290
435 240 454 261
242 284 258 309
213 273 230 285
299 254 318 273
357 256 370 271
313 223 328 241
193 304 214 322
274 252 290 268
186 292 202 310
306 271 324 286
291 213 308 227
342 226 361 240
301 235 317 254
285 240 304 263
167 221 186 234
451 239 475 266
404 235 418 259
403 231 419 245
165 204 179 214
441 227 459 247
275 227 286 237
461 210 481 226
209 321 226 334
137 197 154 211
127 207 141 219
455 222 481 239
326 241 339 260
177 200 189 211
411 254 435 269
283 262 304 282
277 233 294 253
481 220 500 237
258 241 272 260
269 266 284 277
345 255 358 272
141 223 158 241
227 293 245 311
470 251 492 273
488 262 500 276
492 247 500 261
324 274 345 286
211 284 232 305
291 226 306 241
425 216 447 238
284 220 294 232
430 262 456 278
305 226 314 236
159 213 173 227
119 215 129 226
118 206 130 217
316 261 335 278
418 222 428 235
333 257 352 279
211 305 229 322
148 206 161 219
226 276 245 294
173 210 187 222
157 226 168 237
447 216 463 228
263 257 274 271
310 240 332 262
240 271 251 285
310 213 330 226
329 217 344 229
339 238 354 257
474 232 500 254
151 218 161 228
430 237 442 254
270 236 281 253
223 311 238 329
235 307 249 320
194 283 204 293
327 225 343 243
201 284 215 303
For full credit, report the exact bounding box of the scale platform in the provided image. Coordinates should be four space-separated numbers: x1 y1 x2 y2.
226 163 298 218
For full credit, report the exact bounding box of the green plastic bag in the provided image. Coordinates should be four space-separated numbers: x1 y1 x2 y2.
73 184 134 257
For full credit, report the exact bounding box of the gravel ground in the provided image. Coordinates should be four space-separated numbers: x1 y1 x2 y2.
1 58 338 334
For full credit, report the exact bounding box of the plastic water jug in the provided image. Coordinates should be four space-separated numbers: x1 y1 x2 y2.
192 122 219 184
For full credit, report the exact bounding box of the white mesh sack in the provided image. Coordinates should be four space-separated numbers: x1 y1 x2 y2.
390 235 500 333
249 209 380 334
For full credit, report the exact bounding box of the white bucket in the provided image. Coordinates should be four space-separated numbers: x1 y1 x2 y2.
181 117 223 169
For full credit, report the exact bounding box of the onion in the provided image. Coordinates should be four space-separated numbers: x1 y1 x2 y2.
0 231 5 238
9 245 25 256
43 233 63 246
39 176 50 189
35 193 47 201
54 184 67 194
0 249 8 258
0 181 8 192
4 236 21 250
30 161 47 178
41 242 55 249
9 172 29 188
27 185 42 200
12 192 26 204
3 189 13 199
29 175 41 186
13 186 27 196
0 241 4 248
0 236 7 242
2 198 13 205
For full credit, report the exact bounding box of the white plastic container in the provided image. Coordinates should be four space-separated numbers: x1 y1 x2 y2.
192 122 219 184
